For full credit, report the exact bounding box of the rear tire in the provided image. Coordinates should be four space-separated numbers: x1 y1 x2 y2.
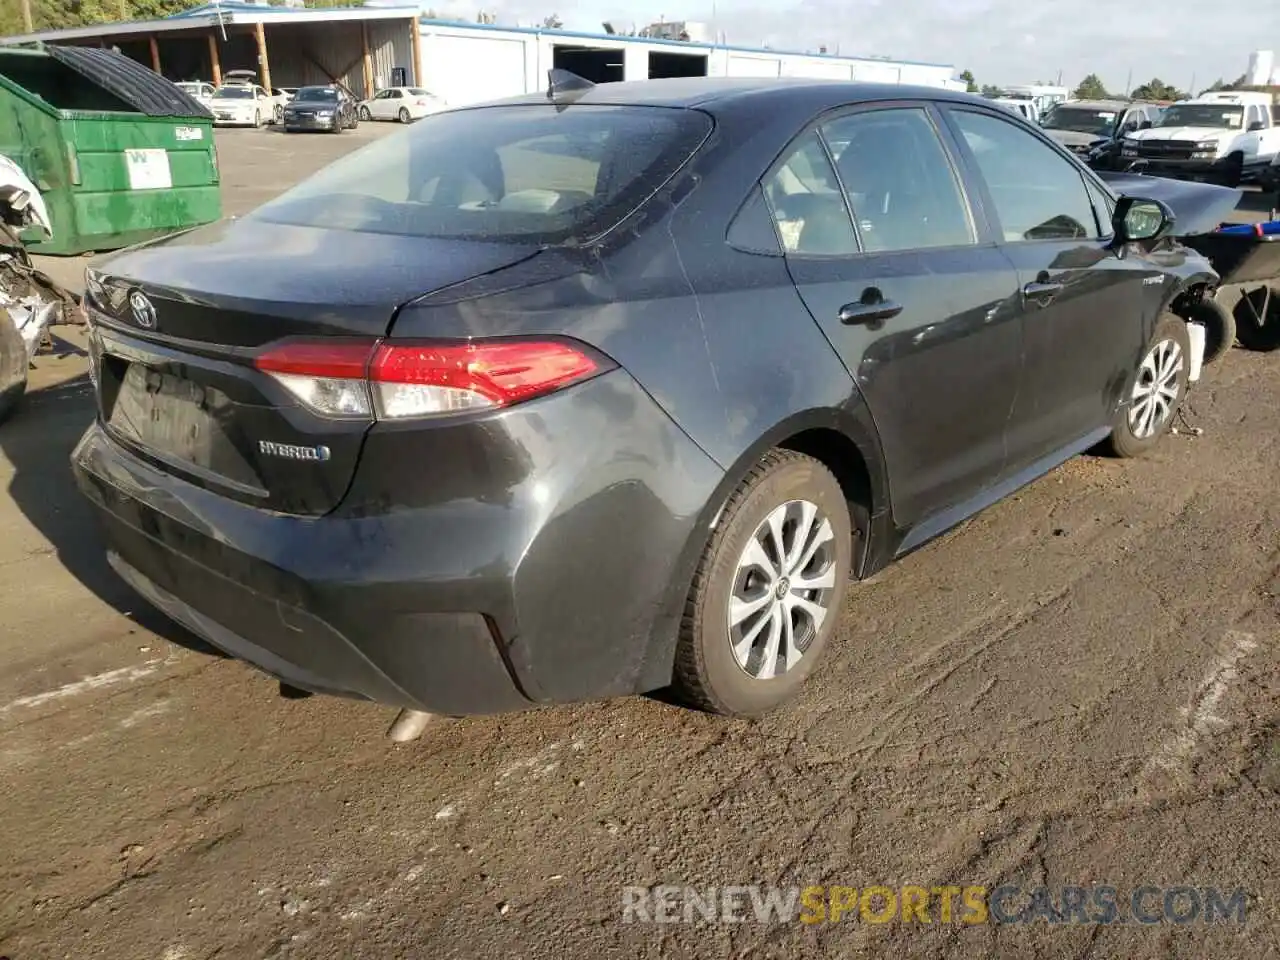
1234 285 1280 351
253 110 263 128
359 105 372 121
1104 314 1190 458
398 107 411 124
671 449 853 717
0 312 29 426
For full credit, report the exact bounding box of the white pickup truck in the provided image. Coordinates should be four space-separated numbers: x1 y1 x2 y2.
1121 91 1280 187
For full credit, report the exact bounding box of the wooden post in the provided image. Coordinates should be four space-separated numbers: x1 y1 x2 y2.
361 22 374 97
254 21 272 92
208 32 222 85
19 0 32 34
148 35 161 75
409 17 422 86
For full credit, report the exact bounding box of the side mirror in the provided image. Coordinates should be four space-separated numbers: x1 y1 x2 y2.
1139 120 1153 130
1249 120 1266 132
1113 196 1175 242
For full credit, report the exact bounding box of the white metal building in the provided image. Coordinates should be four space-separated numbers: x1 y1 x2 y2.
0 6 960 106
414 19 961 109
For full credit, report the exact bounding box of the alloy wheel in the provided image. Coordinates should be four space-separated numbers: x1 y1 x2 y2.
1128 337 1183 439
727 499 837 680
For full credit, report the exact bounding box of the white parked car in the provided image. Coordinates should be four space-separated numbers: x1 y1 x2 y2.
209 84 276 127
357 87 447 123
175 81 216 109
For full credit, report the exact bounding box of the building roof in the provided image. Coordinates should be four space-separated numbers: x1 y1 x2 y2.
0 3 421 46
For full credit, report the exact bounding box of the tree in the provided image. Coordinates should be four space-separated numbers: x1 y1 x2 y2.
980 84 1002 98
959 69 978 93
1129 78 1187 102
1073 73 1109 100
541 13 563 28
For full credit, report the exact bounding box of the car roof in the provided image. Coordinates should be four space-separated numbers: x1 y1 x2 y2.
475 77 983 114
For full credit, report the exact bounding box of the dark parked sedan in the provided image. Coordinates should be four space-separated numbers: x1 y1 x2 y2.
281 85 358 132
73 77 1225 719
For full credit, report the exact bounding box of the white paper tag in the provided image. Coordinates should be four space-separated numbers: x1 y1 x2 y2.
124 148 172 190
174 126 204 142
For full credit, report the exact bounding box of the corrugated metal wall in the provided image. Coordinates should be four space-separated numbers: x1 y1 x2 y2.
264 23 364 95
368 20 415 91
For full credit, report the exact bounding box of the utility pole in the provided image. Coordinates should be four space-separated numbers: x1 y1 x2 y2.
19 0 32 33
1124 68 1133 97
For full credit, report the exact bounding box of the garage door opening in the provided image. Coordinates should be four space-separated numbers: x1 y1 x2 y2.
648 52 708 79
552 45 624 84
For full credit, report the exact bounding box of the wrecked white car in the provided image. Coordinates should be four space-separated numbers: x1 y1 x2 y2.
0 156 75 422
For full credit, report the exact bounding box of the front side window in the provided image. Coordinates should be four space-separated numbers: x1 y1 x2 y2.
250 104 711 243
821 107 975 253
950 109 1101 242
762 131 856 256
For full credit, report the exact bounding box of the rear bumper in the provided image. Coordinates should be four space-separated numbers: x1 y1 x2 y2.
72 370 724 714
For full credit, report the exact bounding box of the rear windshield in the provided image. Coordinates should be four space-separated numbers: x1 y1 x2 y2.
248 103 713 244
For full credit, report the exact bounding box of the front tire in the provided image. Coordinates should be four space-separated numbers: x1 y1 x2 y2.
253 110 263 128
671 449 852 716
1105 315 1191 458
359 105 372 121
1183 295 1236 364
398 107 411 124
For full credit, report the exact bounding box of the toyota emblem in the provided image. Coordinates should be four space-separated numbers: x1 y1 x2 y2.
128 290 157 329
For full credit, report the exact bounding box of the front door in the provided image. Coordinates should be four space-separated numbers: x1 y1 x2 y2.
941 106 1153 472
767 105 1024 528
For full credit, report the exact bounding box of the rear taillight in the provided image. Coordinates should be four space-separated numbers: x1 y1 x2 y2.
253 338 607 420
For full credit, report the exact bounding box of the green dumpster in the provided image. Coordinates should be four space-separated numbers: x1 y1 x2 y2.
0 44 221 256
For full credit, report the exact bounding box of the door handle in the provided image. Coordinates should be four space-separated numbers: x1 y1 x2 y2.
1023 280 1064 298
838 289 903 327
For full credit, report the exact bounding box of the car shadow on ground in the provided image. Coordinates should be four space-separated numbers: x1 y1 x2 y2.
0 368 227 661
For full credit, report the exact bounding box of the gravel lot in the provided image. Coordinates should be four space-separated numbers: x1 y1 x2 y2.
2 125 1278 960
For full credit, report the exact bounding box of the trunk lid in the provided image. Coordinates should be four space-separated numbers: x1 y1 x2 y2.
87 218 537 516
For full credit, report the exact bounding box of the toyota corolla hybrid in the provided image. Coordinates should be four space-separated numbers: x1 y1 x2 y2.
73 77 1228 719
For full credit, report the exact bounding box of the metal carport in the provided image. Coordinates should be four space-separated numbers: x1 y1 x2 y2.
0 2 422 101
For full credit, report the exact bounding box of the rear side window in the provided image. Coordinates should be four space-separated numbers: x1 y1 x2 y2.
821 108 975 253
250 104 712 243
950 109 1102 242
763 131 856 256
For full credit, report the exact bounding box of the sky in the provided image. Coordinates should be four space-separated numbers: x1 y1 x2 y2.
421 0 1280 93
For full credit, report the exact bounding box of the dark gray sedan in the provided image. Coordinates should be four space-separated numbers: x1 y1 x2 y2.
281 86 358 133
74 76 1230 720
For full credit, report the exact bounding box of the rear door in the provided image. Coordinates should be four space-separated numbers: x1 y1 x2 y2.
769 103 1024 528
940 105 1152 471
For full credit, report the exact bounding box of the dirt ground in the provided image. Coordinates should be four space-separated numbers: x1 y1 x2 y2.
1 125 1279 960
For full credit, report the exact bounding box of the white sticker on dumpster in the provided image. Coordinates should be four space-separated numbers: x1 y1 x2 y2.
124 148 172 190
175 126 204 141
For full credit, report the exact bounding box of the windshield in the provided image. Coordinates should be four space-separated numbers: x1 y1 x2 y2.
213 88 254 100
1158 104 1243 129
250 104 712 244
296 87 339 101
1042 106 1119 135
